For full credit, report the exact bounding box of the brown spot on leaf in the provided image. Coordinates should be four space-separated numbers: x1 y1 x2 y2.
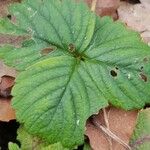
68 43 75 53
140 73 148 82
143 57 149 63
40 47 54 56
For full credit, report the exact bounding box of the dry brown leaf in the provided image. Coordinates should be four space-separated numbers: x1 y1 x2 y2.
0 98 16 122
140 0 150 8
0 63 16 122
118 2 150 44
86 107 138 150
0 61 16 81
0 75 15 98
85 0 120 19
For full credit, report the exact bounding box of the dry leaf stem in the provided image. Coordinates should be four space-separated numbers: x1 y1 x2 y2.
91 0 97 12
92 116 132 150
102 108 113 150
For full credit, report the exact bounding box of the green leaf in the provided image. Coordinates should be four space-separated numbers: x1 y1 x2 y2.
83 142 92 150
12 56 107 148
81 16 150 109
0 18 27 35
0 42 64 71
15 127 69 150
8 0 95 51
0 0 95 71
0 0 150 149
8 142 20 150
130 109 150 150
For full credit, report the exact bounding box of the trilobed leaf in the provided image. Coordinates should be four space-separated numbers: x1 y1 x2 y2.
0 0 150 148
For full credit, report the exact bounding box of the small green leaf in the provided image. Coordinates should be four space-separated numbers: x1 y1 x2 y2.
15 126 69 150
8 142 20 150
83 142 92 150
130 109 150 150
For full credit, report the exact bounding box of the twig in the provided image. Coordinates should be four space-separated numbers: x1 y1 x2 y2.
92 117 132 150
102 108 113 150
103 108 109 128
91 0 97 12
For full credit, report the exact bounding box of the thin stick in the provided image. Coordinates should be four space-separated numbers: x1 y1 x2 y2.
103 108 110 129
91 0 97 12
92 118 132 150
102 108 113 150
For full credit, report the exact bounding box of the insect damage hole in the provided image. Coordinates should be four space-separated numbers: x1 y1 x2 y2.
7 14 12 20
140 66 144 70
140 73 148 82
80 57 85 61
110 70 117 77
115 67 119 70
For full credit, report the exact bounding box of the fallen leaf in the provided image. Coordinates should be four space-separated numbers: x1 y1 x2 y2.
0 61 16 81
0 65 16 121
86 107 138 150
118 2 150 44
0 98 16 121
85 0 120 19
140 0 150 8
0 75 15 98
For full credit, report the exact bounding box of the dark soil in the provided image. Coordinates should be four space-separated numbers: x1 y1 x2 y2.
0 120 20 150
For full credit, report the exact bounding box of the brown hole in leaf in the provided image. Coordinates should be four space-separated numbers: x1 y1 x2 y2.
80 57 85 61
110 70 117 77
7 14 12 20
140 73 148 82
68 43 75 52
140 66 144 70
115 67 119 70
40 47 54 56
